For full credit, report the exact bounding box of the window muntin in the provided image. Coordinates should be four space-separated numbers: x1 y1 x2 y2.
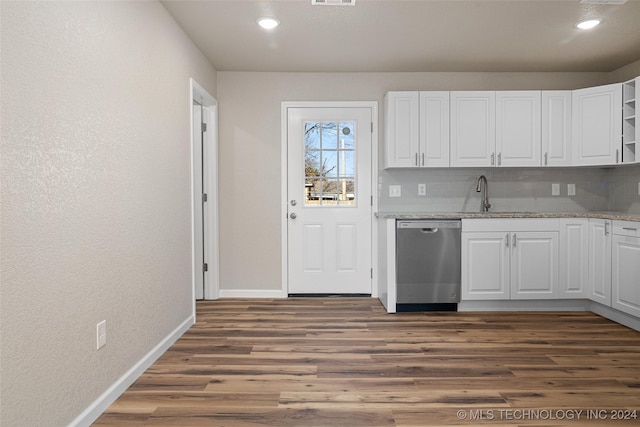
304 121 356 207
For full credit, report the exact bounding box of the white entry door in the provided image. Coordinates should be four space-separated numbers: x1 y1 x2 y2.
286 106 373 294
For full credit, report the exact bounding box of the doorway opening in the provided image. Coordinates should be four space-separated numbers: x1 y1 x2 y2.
191 79 219 301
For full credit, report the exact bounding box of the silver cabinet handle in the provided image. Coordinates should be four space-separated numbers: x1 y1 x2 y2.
498 153 502 166
290 200 297 206
623 227 638 232
415 153 418 167
513 233 517 247
421 153 425 167
491 153 495 166
506 233 510 247
616 149 620 164
290 213 297 219
544 152 548 166
604 222 609 236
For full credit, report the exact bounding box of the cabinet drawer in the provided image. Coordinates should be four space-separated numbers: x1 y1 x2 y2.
613 220 640 237
462 218 559 233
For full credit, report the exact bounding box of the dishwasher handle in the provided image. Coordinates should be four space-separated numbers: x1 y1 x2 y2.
420 228 439 234
397 220 461 229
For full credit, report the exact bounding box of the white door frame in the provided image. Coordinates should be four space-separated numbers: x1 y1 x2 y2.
281 101 379 297
190 79 219 304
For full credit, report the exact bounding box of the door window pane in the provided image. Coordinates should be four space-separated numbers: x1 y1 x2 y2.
304 121 356 206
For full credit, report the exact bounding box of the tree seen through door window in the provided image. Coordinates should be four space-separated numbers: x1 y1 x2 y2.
304 121 356 206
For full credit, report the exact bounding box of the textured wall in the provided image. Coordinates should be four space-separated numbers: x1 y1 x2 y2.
216 71 609 292
0 1 216 426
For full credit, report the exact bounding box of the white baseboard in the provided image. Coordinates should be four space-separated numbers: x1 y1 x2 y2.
459 299 590 312
68 314 195 427
590 302 640 332
219 289 287 298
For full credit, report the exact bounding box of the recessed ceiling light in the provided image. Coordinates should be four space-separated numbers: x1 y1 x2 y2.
257 17 280 30
576 19 601 30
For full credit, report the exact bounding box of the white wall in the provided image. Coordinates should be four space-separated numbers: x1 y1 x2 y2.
0 2 216 425
609 58 640 83
216 71 609 293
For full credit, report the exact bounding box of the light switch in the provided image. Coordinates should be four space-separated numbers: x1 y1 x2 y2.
567 184 576 196
418 183 427 196
552 183 560 196
389 185 401 198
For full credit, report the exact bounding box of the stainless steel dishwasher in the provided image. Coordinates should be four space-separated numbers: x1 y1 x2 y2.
396 220 461 310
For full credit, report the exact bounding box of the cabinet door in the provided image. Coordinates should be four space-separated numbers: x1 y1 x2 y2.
384 91 419 168
542 91 572 166
612 235 640 318
510 231 559 299
558 219 588 298
589 219 612 306
462 232 509 300
450 92 495 167
496 91 541 167
419 91 450 167
572 83 622 166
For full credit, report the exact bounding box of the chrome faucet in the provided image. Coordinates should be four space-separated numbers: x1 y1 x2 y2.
476 175 491 213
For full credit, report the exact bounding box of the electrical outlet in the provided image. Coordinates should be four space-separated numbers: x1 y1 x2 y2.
567 184 576 196
552 183 560 196
96 320 106 350
418 183 427 196
389 185 401 198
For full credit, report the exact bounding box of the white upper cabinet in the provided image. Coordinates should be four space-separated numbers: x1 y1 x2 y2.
384 91 449 168
384 91 419 168
419 92 450 167
572 83 622 166
384 77 638 169
451 91 541 167
496 91 541 167
450 91 495 167
542 91 572 166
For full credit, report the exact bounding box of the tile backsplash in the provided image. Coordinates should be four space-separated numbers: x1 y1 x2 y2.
608 163 640 213
377 166 614 213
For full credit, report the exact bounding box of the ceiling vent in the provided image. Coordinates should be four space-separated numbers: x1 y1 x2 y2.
312 0 356 5
580 0 627 5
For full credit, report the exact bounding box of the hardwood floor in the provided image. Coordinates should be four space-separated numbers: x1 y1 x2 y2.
93 298 640 426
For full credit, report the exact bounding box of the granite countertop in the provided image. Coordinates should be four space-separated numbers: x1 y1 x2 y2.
375 211 640 222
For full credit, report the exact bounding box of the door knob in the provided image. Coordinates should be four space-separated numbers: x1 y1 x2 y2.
290 213 297 219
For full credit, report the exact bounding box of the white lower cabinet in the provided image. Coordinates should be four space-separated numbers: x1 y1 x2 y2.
456 217 640 328
588 219 612 306
558 219 589 298
462 232 510 300
462 219 559 300
612 221 640 317
510 231 559 299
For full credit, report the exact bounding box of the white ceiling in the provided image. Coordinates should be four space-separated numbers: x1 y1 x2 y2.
160 0 640 73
